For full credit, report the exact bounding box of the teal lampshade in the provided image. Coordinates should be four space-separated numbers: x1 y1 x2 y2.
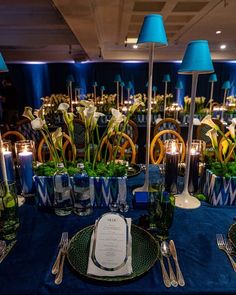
100 86 105 91
163 74 171 82
178 40 214 75
120 81 125 87
126 81 133 89
114 74 122 83
137 14 168 46
222 80 231 90
175 80 183 89
92 81 98 87
152 86 157 92
66 74 75 83
208 73 217 82
0 53 8 72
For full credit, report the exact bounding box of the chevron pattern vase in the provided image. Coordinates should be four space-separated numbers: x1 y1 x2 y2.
203 169 236 206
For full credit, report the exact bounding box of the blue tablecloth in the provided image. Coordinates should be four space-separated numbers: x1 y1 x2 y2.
1 167 236 295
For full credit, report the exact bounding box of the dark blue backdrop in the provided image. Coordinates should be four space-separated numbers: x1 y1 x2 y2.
1 61 236 114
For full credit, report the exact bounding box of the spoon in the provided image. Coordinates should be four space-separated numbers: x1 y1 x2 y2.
161 241 178 287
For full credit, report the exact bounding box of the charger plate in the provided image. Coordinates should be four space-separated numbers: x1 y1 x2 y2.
67 224 160 282
228 223 236 248
127 164 142 178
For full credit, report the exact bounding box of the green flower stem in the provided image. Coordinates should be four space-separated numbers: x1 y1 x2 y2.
93 124 109 169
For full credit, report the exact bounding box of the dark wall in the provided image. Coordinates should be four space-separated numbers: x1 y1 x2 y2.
1 61 235 115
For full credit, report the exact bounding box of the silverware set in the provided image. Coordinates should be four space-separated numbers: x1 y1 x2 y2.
216 233 236 271
0 240 16 263
52 232 69 285
159 240 185 288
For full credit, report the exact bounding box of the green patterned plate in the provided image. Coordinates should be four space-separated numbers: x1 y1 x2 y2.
67 224 160 282
228 223 236 248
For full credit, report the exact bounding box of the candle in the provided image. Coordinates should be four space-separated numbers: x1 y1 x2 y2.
0 150 14 182
188 148 200 193
165 142 179 193
18 150 33 194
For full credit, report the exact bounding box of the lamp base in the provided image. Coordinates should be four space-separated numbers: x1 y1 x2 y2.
175 191 201 209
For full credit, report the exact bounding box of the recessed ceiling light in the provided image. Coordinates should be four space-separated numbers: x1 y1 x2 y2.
220 44 226 49
216 30 222 34
133 44 138 49
125 38 138 44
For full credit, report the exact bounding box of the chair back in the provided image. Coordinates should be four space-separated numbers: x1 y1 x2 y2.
153 118 180 140
16 119 41 147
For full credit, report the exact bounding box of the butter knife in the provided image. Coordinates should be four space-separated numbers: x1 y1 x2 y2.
169 240 185 287
0 240 17 263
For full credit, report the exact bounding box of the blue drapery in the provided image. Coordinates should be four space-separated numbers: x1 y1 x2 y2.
2 61 236 113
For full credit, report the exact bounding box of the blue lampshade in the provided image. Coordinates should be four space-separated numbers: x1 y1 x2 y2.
208 73 217 82
120 81 125 87
114 74 122 83
0 53 8 72
126 81 133 90
222 80 231 90
92 81 98 87
178 40 214 75
175 80 183 89
163 74 171 82
137 14 168 46
100 85 105 91
152 86 157 92
66 74 75 83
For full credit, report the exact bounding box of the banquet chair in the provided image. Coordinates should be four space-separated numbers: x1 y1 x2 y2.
98 131 136 164
2 130 26 142
153 118 181 139
196 118 224 148
37 133 72 163
150 129 186 164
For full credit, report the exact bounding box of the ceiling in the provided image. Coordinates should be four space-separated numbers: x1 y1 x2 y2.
0 0 235 62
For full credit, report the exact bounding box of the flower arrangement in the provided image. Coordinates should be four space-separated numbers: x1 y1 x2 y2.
201 115 236 177
23 95 144 177
184 96 206 113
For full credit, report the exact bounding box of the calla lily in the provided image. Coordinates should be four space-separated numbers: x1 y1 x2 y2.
58 103 69 111
129 98 145 114
91 112 105 130
79 100 94 108
206 128 218 148
227 123 235 140
52 128 63 150
23 107 35 121
221 139 229 156
231 118 236 125
201 115 220 131
31 117 45 130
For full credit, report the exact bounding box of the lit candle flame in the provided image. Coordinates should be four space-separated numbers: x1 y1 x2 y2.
171 142 177 154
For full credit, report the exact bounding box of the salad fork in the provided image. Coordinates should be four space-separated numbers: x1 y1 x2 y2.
216 234 236 272
52 232 68 275
55 236 69 285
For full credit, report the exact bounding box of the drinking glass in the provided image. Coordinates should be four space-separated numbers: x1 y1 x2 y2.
0 181 19 240
148 185 175 240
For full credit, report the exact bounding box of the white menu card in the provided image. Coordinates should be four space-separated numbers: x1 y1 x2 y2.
87 213 132 277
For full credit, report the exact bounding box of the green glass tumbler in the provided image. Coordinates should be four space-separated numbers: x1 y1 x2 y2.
148 185 175 240
0 182 19 240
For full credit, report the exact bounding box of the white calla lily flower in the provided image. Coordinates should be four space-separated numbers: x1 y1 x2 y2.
227 123 235 140
58 102 69 111
31 117 45 130
206 128 218 148
201 115 219 130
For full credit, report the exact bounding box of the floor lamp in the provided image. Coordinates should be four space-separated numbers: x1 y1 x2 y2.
100 85 105 101
126 81 133 103
175 40 214 209
92 81 98 104
153 85 157 98
120 81 125 105
208 73 217 114
134 14 168 193
163 74 171 119
221 80 231 122
66 75 75 112
114 74 122 109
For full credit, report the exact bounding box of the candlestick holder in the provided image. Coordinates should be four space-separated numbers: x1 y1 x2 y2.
164 140 182 194
15 140 35 198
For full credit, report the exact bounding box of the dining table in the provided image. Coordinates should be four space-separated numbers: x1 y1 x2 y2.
0 165 236 295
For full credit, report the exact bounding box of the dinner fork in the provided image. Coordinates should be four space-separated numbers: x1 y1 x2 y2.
55 236 69 285
216 234 236 272
52 232 68 275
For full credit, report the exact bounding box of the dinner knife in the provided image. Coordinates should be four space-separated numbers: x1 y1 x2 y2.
169 240 185 287
0 240 17 263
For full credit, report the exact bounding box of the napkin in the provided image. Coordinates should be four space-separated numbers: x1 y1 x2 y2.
87 218 132 277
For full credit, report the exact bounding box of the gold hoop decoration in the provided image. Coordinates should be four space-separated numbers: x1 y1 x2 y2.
37 132 71 163
150 129 186 164
98 131 136 164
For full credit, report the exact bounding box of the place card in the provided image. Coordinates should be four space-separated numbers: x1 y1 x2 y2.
87 213 132 277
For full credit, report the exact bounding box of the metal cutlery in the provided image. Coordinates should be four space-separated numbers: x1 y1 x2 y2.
216 233 236 272
0 240 16 263
54 235 69 285
159 253 171 288
169 240 185 286
161 241 178 287
52 232 68 275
